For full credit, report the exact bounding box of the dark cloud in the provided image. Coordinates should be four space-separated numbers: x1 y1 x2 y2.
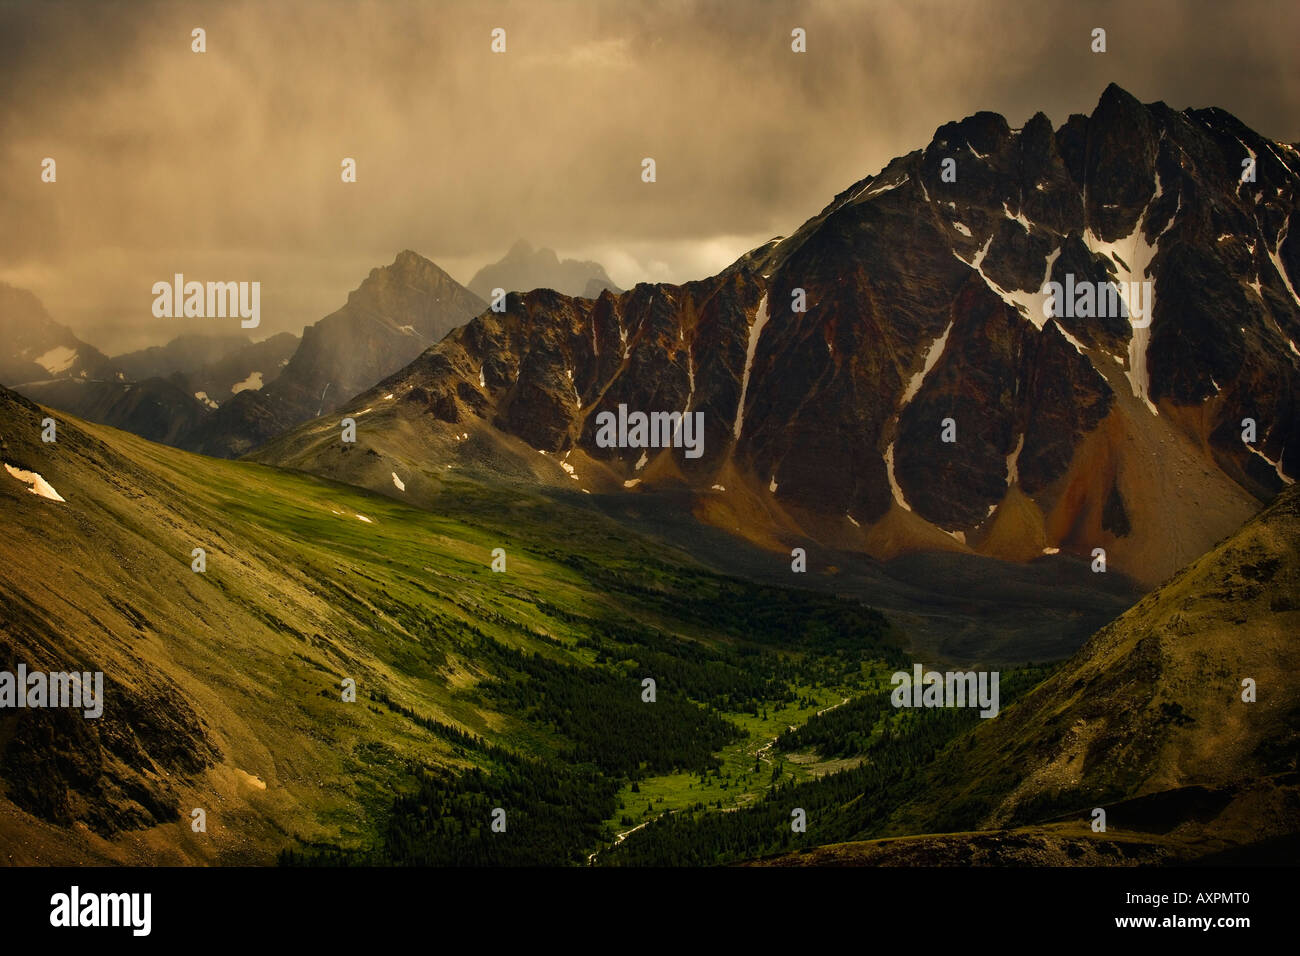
1 0 1296 351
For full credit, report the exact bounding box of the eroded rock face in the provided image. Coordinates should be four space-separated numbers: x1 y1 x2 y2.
303 86 1300 583
0 639 218 838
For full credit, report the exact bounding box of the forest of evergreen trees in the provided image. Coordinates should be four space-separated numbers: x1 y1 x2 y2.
471 633 742 775
281 695 618 866
602 664 1054 866
280 560 1051 867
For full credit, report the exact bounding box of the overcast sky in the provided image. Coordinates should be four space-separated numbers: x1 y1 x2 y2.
2 0 1298 352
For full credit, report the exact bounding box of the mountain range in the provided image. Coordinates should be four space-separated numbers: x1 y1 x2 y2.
113 332 301 407
257 84 1299 589
1 84 1296 866
1 253 486 456
2 245 626 459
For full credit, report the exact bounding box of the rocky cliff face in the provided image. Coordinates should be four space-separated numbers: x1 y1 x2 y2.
261 86 1300 587
188 250 486 457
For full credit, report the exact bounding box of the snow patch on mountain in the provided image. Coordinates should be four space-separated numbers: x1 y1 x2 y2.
1236 139 1258 197
955 238 1053 325
1002 202 1032 231
1005 433 1024 486
4 463 65 502
847 174 910 205
1247 443 1293 484
884 442 911 512
733 294 770 440
1265 141 1298 178
901 321 953 405
1266 313 1300 357
863 175 908 201
1050 319 1088 356
232 371 264 394
1268 223 1300 307
34 346 77 375
682 343 696 423
1084 175 1167 415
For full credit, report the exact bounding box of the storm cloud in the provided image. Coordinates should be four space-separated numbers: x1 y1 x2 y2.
2 0 1297 350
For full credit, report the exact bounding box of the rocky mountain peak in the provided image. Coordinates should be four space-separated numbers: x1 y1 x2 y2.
350 250 466 307
467 240 621 301
262 88 1299 588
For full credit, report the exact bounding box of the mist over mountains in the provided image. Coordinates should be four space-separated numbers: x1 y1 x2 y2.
468 240 622 302
0 283 118 387
1 244 625 458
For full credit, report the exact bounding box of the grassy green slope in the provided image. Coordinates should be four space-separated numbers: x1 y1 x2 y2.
888 482 1300 835
0 386 901 864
